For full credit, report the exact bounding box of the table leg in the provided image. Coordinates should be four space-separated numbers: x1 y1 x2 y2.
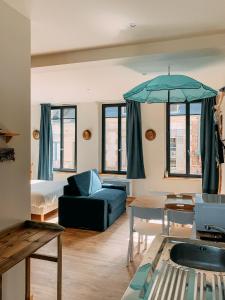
57 235 62 300
25 257 31 300
0 274 2 300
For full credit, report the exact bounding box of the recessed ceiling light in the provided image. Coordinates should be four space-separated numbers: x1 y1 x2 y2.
129 23 137 29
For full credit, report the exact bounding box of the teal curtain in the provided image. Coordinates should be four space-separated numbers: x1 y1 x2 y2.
38 104 53 180
200 97 219 194
126 101 146 179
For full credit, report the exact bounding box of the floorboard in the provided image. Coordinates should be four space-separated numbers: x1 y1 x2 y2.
31 211 139 300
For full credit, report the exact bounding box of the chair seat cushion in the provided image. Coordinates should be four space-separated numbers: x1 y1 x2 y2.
89 188 126 213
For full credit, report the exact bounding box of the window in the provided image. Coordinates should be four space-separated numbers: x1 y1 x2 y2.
51 106 77 171
102 104 127 174
167 102 202 177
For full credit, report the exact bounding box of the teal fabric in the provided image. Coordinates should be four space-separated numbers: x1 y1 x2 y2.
123 75 217 103
72 169 102 196
200 97 219 194
74 170 92 196
38 103 53 180
130 263 152 290
90 188 126 212
91 170 102 194
126 101 146 179
108 203 126 226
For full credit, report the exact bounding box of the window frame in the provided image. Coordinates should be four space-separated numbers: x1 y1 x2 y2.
51 105 77 172
166 101 202 178
102 103 127 175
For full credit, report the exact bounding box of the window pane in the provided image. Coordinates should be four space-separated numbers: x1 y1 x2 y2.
190 102 201 115
121 106 127 171
51 109 61 169
51 109 60 120
63 116 76 169
170 103 186 116
190 115 201 175
170 115 186 174
105 107 118 171
63 108 75 119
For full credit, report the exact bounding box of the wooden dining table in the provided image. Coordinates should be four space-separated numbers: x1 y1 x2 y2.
129 194 195 211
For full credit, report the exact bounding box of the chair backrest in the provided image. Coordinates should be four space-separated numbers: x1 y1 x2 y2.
167 209 194 225
132 206 164 221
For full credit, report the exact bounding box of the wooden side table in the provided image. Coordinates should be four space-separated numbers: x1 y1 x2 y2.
0 220 64 300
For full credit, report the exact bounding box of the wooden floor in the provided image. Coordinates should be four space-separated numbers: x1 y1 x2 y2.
31 211 140 300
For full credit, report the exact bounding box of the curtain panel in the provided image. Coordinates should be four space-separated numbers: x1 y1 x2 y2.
126 101 146 179
200 97 219 194
38 103 53 180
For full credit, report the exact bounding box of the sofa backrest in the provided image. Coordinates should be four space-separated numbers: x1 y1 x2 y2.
67 169 102 196
64 184 79 196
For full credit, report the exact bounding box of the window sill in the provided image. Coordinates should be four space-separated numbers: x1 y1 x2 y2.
100 173 126 178
163 176 201 181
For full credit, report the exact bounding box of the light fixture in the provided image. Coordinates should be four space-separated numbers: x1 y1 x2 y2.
129 23 136 29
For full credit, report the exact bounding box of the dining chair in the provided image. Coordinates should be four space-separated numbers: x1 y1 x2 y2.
166 209 195 238
127 206 165 265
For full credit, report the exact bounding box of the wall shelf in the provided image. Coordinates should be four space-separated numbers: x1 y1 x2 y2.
0 131 20 143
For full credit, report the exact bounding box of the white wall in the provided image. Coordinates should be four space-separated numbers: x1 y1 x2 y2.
0 1 30 299
77 102 101 173
31 104 40 179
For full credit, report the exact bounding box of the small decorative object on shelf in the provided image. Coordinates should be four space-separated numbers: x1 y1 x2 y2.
32 129 40 140
145 129 156 141
0 129 20 143
0 148 15 162
83 129 92 140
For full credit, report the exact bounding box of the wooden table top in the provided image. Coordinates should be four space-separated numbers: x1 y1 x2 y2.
129 195 195 210
129 196 166 209
0 220 64 274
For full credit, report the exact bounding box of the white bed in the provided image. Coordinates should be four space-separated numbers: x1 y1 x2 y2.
31 180 66 219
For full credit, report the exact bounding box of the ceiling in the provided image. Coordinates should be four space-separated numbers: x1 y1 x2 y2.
4 0 225 55
4 0 225 104
31 49 225 105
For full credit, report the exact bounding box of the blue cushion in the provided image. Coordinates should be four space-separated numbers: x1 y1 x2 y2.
91 170 102 194
67 169 102 196
89 188 126 212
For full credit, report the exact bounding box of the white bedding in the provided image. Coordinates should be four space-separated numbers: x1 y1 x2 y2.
31 180 66 215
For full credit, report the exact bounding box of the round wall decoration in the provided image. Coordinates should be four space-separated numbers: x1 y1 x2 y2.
145 129 156 141
33 130 40 140
83 130 92 140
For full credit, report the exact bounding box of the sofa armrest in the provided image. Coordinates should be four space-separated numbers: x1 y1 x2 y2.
58 195 108 231
102 183 127 192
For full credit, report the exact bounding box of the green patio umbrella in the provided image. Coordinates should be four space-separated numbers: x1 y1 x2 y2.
123 74 217 103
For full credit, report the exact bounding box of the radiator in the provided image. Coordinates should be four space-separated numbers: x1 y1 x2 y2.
101 177 132 196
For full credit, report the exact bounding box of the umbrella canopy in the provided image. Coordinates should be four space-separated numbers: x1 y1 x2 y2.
123 74 217 103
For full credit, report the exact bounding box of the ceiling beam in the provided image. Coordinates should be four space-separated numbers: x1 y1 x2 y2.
31 32 225 68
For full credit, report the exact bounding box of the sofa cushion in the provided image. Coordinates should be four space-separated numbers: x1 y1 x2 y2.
89 188 126 213
67 169 102 196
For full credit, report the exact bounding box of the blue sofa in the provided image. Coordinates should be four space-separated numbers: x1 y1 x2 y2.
58 169 127 231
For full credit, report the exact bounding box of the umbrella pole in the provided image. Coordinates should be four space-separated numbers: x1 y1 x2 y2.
168 65 170 102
